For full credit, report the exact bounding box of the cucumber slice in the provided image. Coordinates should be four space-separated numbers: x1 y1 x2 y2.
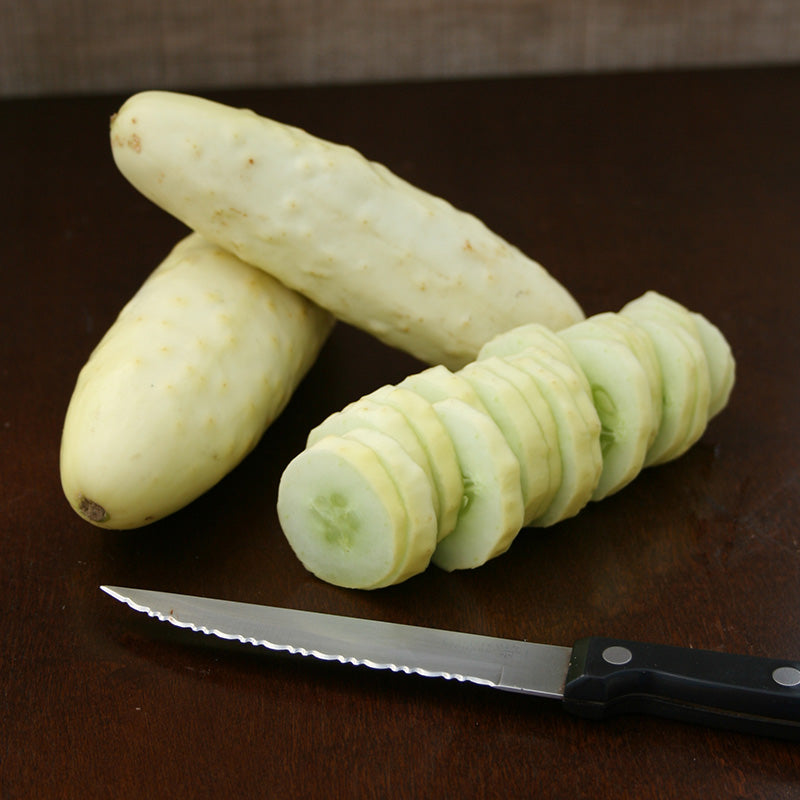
458 359 553 525
342 428 437 584
568 313 664 445
277 435 409 589
621 303 711 461
507 354 601 526
469 356 562 522
519 347 602 447
558 332 656 499
398 365 487 411
478 322 592 397
430 398 524 571
691 311 735 418
620 318 699 466
367 385 463 541
307 397 438 516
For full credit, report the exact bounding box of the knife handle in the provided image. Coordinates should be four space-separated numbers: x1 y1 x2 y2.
562 637 800 740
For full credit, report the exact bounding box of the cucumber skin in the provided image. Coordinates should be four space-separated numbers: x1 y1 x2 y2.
110 90 584 369
60 234 334 529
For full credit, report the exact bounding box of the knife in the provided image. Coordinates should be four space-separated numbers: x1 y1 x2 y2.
101 585 800 739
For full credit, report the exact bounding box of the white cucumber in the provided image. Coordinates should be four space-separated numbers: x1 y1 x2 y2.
621 300 711 461
470 356 562 521
507 354 602 526
367 385 463 541
110 90 584 369
557 332 656 499
519 347 602 447
478 322 592 397
457 360 552 525
621 318 699 466
307 398 437 516
60 233 334 529
398 365 487 411
430 399 524 571
277 435 410 589
569 313 663 443
342 428 437 585
691 312 735 418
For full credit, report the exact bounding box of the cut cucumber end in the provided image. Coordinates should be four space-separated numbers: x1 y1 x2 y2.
277 436 409 589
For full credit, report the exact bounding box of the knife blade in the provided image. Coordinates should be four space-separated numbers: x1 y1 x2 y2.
101 585 800 739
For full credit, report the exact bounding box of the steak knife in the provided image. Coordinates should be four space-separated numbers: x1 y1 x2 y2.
101 585 800 739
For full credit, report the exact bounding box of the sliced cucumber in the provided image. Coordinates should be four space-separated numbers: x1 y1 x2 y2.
519 347 602 446
398 364 487 411
507 354 602 526
277 435 410 589
558 332 656 499
367 385 463 541
478 322 592 397
621 302 711 461
307 397 437 516
568 312 664 445
458 359 553 525
620 317 699 466
469 356 561 522
691 311 735 418
342 428 437 584
430 398 524 571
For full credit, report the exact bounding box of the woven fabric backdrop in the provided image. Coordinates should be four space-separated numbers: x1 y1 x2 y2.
3 0 800 97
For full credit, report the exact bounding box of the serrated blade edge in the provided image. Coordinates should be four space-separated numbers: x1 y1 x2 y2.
101 586 570 698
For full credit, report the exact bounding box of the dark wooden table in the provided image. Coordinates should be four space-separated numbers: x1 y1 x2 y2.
2 67 799 798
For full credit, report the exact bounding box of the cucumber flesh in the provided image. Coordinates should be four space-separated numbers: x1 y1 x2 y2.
519 347 603 447
507 354 602 526
367 385 463 541
469 357 561 522
478 322 592 397
458 360 553 525
569 313 663 444
342 428 437 584
307 398 438 516
621 302 711 461
277 435 409 589
558 332 656 499
621 318 699 466
398 365 487 411
430 398 524 571
691 312 735 418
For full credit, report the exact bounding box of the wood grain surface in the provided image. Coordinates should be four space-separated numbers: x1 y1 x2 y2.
2 66 800 798
3 0 800 97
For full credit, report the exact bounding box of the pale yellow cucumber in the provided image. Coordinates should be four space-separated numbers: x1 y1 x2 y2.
621 297 712 462
471 356 562 521
60 233 334 529
277 435 411 589
557 331 656 499
342 428 437 585
430 399 524 571
367 386 463 542
691 312 735 418
507 354 602 526
568 312 663 444
398 365 487 411
620 318 700 466
457 359 552 525
110 90 584 368
307 398 437 513
478 321 592 397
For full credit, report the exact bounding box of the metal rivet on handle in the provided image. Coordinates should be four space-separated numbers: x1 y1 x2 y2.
772 666 800 687
602 645 633 665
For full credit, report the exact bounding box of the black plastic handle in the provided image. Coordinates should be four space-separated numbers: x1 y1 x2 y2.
562 637 800 740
